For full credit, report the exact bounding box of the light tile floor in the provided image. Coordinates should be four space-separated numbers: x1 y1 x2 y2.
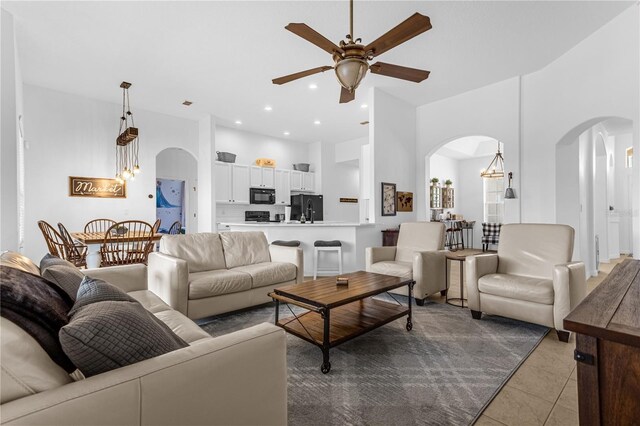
435 255 625 426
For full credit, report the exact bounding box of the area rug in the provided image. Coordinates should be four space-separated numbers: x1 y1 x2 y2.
199 297 548 426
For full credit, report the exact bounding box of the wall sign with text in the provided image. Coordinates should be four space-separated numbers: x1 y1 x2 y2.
69 176 127 198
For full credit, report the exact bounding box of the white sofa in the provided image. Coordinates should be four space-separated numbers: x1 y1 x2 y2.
1 255 287 425
365 222 448 305
148 231 303 319
465 223 586 342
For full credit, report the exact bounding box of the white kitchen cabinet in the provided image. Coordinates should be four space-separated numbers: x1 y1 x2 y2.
303 172 315 192
250 166 275 188
215 162 231 203
231 164 250 204
291 171 315 192
275 169 291 205
215 162 250 204
290 171 303 191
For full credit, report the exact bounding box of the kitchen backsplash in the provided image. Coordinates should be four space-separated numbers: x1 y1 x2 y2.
216 204 286 223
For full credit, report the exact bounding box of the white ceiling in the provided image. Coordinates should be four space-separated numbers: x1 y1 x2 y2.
4 1 634 144
435 136 499 160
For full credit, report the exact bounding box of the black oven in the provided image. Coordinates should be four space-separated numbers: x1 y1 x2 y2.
249 188 275 204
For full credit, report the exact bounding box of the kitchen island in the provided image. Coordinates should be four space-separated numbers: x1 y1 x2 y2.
219 222 380 277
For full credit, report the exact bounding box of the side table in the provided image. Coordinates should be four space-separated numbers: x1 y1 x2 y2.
445 249 483 308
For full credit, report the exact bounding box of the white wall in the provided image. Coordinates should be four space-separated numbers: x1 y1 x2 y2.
198 115 215 232
335 137 367 163
22 85 199 260
371 88 417 226
614 133 634 254
1 9 22 252
415 5 639 259
556 138 581 261
320 141 361 223
156 148 198 233
215 126 310 170
522 5 639 257
416 77 521 225
429 154 459 193
457 155 495 249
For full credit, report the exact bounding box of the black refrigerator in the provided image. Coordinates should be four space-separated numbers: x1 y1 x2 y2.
290 194 323 221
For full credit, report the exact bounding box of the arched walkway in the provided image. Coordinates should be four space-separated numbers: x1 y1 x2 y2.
155 148 198 233
555 117 634 276
425 135 504 248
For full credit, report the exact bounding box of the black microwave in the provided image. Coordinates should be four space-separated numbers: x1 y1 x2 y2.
250 188 275 204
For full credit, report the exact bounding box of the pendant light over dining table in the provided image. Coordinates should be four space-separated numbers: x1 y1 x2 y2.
115 81 140 184
480 142 505 179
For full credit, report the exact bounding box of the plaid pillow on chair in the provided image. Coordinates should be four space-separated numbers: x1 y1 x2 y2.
481 223 501 251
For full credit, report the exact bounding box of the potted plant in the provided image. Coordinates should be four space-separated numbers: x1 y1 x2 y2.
444 179 452 187
430 177 439 186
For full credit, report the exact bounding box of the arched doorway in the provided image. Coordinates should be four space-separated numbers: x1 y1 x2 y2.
555 117 633 277
426 135 504 249
155 148 198 233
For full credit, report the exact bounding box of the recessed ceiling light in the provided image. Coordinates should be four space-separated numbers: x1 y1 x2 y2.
235 120 242 125
182 100 193 106
308 83 318 90
283 131 290 136
264 105 273 111
360 103 368 109
314 120 321 125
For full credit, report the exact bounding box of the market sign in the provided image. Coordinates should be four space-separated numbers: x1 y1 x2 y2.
69 176 126 198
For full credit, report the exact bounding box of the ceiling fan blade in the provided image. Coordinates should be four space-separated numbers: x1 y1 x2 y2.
285 23 344 55
339 87 355 104
369 62 430 83
364 13 431 57
272 66 333 85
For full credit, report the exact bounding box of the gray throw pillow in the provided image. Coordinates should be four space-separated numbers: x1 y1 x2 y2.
40 254 75 271
42 265 85 302
69 276 135 315
60 300 188 377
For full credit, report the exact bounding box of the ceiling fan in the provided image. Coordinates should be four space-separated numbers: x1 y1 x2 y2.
272 0 432 104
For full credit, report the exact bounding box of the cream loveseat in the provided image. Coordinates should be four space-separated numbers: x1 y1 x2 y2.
148 231 303 319
466 223 586 342
365 222 447 305
1 254 287 425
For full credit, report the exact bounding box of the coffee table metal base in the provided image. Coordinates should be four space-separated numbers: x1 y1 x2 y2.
271 280 414 373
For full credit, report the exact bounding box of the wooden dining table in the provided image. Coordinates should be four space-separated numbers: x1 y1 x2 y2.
71 231 163 268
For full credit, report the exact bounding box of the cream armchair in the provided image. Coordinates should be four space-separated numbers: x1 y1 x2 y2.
466 223 586 342
366 222 447 305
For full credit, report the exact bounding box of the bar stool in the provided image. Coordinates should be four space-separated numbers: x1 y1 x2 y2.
313 240 343 279
271 240 301 247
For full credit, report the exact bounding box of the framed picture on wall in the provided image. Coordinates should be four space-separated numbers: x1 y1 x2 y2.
397 191 413 212
381 182 396 216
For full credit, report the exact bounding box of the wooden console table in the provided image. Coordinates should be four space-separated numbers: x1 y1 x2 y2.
563 259 640 425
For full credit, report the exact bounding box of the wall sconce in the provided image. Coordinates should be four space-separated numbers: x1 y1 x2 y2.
505 172 516 199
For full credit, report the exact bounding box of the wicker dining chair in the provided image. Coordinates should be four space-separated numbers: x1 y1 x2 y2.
57 222 88 268
37 220 68 259
84 218 117 235
100 220 155 266
168 221 182 235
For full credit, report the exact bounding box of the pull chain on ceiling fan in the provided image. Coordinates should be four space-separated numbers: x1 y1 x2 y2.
272 0 432 104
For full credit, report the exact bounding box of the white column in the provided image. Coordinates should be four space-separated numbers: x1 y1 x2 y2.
1 10 20 251
198 115 216 232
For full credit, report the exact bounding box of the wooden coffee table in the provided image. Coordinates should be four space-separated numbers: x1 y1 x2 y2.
269 271 415 373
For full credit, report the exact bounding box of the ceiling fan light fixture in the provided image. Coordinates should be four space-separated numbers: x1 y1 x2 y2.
334 58 368 92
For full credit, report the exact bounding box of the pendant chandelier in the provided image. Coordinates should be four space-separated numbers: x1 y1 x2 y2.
115 81 140 184
480 142 505 179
